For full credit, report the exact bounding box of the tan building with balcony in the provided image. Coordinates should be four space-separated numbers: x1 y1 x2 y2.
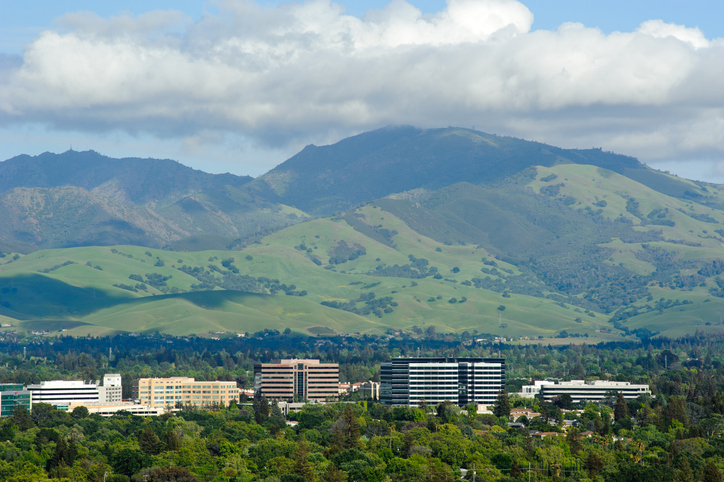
132 377 238 408
254 359 339 401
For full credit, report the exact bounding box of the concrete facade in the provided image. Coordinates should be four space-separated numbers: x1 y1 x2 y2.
254 359 339 401
132 377 238 408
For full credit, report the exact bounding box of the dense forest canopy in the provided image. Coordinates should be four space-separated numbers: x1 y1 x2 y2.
3 332 724 481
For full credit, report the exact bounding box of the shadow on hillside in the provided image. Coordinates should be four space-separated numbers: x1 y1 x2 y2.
0 274 267 320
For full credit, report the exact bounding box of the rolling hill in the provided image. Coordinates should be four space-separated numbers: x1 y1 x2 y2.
2 127 724 338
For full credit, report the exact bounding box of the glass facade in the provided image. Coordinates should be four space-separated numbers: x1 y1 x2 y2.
0 384 32 417
381 357 505 406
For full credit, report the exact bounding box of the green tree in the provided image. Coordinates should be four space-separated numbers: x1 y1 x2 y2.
614 392 629 423
111 448 149 477
12 406 33 431
147 466 200 482
493 389 511 418
47 437 68 471
510 460 523 479
139 427 161 455
31 403 58 426
703 461 724 482
70 406 89 420
164 425 181 452
292 436 316 482
341 405 361 449
566 427 582 455
436 401 457 424
254 396 270 424
585 450 605 481
674 455 694 482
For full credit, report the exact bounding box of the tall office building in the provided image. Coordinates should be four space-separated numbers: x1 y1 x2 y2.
98 374 123 403
132 377 238 408
254 359 339 401
0 384 32 417
380 357 506 407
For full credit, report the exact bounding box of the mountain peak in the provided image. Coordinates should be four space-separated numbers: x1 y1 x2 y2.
254 125 643 215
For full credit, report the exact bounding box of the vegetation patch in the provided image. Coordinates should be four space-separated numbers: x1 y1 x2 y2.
321 292 398 318
328 241 367 265
38 261 75 273
366 255 439 279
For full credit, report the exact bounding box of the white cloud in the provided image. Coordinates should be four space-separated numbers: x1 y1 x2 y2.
637 19 709 49
0 0 722 172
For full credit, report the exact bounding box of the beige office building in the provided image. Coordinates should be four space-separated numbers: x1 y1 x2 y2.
254 359 339 401
132 377 238 408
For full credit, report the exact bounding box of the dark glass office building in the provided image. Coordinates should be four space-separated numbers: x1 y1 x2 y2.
0 384 31 417
380 357 505 407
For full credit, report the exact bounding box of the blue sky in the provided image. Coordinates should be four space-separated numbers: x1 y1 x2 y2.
1 0 723 179
3 1 722 54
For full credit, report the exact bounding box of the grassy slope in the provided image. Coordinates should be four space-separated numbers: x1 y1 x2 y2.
4 163 724 338
527 165 724 336
241 206 598 337
0 206 602 338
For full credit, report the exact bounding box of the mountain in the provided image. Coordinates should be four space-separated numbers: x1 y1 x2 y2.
250 126 644 215
3 127 724 338
0 149 252 203
0 150 305 251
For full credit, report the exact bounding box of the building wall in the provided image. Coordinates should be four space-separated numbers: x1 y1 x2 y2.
132 377 238 408
538 380 651 403
0 384 31 417
26 380 100 407
67 401 164 417
254 359 339 401
381 357 506 407
100 374 123 403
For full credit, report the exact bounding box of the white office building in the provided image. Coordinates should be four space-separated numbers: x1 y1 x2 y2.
519 379 651 403
27 380 100 409
27 374 124 410
381 357 505 407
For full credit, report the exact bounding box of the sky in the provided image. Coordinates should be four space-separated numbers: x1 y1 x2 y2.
1 0 723 180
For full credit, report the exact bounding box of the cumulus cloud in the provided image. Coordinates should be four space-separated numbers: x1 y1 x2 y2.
0 0 722 170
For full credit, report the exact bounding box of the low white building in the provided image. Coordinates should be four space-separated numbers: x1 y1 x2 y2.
67 401 164 417
27 380 100 409
27 374 124 410
519 380 651 403
518 380 555 398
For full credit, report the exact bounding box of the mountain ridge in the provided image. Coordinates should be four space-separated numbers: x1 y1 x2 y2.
0 149 253 204
251 126 645 215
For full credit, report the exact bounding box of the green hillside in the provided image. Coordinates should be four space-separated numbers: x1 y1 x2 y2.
5 160 724 338
4 129 724 339
0 207 606 338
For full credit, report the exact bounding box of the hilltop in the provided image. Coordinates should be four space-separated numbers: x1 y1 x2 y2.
250 126 644 215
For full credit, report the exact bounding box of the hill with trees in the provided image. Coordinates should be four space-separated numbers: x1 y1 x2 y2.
3 128 724 337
